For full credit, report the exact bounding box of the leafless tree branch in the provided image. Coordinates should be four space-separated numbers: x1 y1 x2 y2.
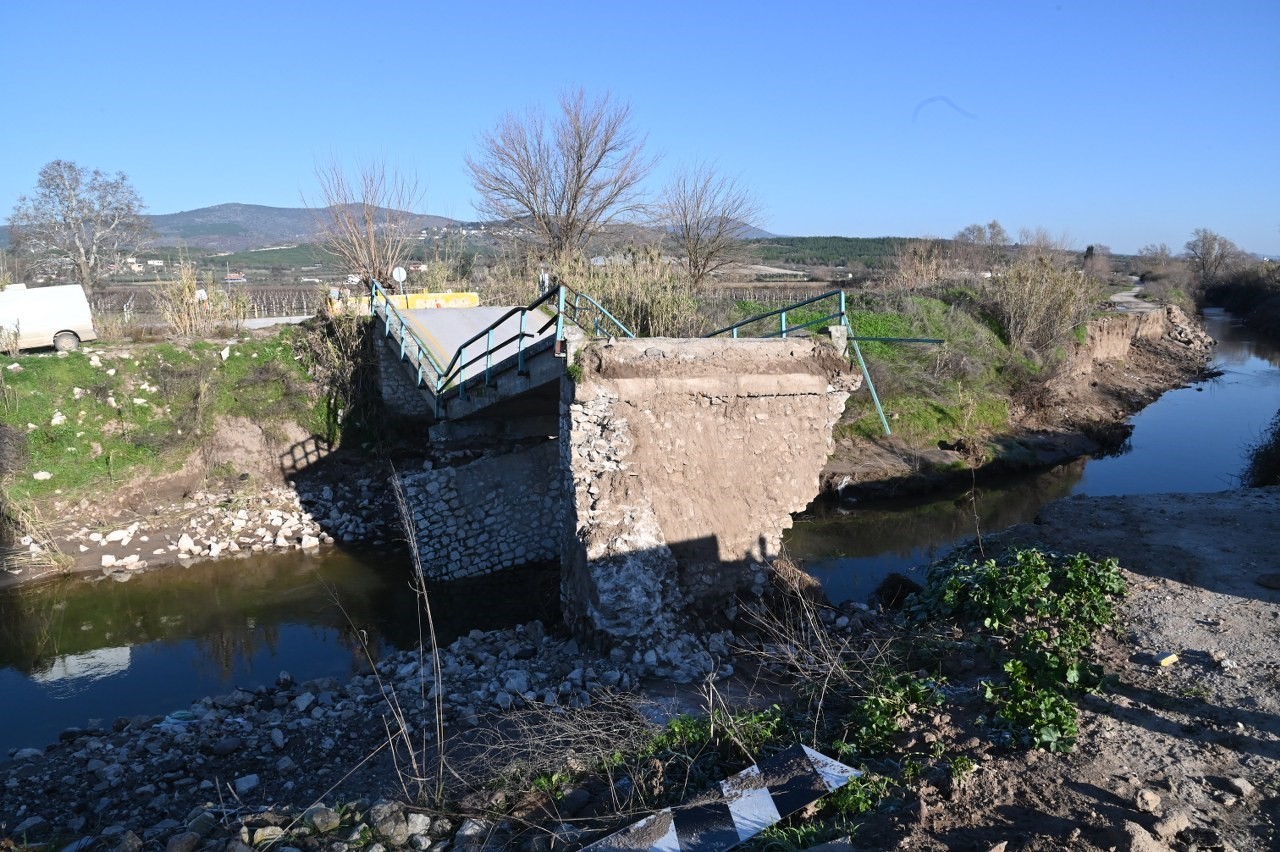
656 163 761 287
466 89 655 259
7 160 150 294
309 161 422 291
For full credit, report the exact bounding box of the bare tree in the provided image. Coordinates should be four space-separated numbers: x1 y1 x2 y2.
466 89 655 259
7 160 149 295
309 161 422 290
1184 228 1244 285
952 219 1008 270
1082 244 1112 279
656 163 761 286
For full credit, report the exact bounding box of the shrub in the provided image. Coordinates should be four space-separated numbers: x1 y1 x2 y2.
982 255 1101 361
913 547 1125 751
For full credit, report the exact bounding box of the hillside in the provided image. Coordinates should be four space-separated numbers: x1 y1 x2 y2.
149 203 458 251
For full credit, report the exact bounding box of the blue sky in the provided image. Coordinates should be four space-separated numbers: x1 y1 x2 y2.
2 0 1277 255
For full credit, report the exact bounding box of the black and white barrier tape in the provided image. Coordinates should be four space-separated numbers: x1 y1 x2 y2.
582 744 861 851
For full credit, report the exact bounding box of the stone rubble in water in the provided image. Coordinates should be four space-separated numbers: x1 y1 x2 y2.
60 474 396 579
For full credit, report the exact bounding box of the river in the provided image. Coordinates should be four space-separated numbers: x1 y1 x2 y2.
1 309 1277 757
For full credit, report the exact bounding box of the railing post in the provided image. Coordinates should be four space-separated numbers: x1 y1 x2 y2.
399 316 407 359
555 286 566 352
517 311 527 375
485 329 494 386
781 311 788 338
458 344 467 401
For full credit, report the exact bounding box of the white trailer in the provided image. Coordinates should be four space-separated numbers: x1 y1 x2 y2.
0 284 100 352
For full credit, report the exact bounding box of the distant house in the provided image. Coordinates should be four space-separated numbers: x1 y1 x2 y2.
223 272 248 285
146 259 165 267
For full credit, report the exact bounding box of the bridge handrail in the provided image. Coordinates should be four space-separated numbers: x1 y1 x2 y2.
432 284 633 397
369 279 448 389
705 289 849 339
371 279 634 418
707 289 942 436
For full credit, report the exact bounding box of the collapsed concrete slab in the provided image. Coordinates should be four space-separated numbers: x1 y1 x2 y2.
560 335 861 668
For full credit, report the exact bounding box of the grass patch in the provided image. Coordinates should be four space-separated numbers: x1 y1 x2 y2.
0 329 328 509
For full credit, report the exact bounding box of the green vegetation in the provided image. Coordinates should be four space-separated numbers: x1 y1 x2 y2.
747 236 911 270
1244 409 1280 487
208 243 335 269
1206 261 1280 342
479 545 1127 844
0 328 328 512
912 548 1126 752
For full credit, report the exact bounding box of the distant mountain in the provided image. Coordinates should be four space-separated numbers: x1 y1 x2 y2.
736 224 777 240
148 203 458 252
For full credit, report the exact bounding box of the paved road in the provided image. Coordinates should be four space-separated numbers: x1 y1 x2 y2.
402 306 558 373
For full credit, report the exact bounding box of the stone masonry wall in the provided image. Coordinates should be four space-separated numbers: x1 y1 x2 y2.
399 440 563 582
560 336 860 672
375 335 433 417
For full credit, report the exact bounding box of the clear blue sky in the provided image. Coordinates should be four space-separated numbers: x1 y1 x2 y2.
2 0 1277 255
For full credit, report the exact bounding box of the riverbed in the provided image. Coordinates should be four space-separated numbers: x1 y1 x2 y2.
1 308 1276 757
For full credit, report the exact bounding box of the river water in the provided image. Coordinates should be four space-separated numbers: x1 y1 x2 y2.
786 308 1280 603
1 309 1277 757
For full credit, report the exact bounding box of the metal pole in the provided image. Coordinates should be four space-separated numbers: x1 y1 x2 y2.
849 337 891 436
458 345 467 401
485 329 494 386
555 286 566 350
517 311 527 374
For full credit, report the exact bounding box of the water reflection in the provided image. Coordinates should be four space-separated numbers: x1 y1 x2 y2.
787 308 1280 604
0 548 559 755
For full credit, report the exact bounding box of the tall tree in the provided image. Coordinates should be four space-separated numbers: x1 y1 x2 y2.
309 160 421 290
657 163 761 286
8 160 149 294
466 89 655 259
952 219 1008 269
1184 228 1244 285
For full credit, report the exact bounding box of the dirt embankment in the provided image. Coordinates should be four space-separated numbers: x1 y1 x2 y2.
822 305 1215 499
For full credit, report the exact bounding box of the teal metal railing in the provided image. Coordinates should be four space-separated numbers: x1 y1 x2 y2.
370 280 633 419
369 280 448 390
706 290 942 436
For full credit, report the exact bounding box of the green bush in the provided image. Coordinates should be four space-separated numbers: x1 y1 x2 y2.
912 548 1126 752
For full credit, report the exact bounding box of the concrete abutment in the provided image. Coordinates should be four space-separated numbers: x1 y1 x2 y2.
393 332 860 678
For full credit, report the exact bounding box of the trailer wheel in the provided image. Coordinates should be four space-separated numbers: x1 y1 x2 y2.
53 332 81 352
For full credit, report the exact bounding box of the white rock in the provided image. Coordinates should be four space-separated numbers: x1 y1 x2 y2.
50 411 67 426
220 347 231 361
105 529 129 543
300 535 320 549
32 471 53 481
